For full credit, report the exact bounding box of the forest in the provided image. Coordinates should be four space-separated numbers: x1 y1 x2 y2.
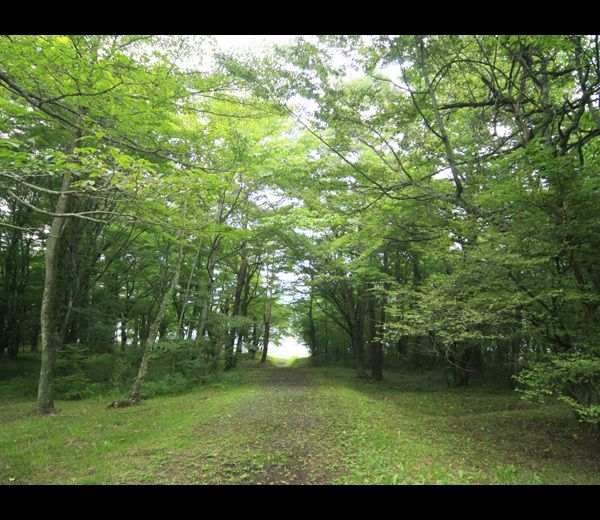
1 35 600 485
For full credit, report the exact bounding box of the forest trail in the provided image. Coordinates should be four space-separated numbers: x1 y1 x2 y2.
122 363 600 485
184 364 344 484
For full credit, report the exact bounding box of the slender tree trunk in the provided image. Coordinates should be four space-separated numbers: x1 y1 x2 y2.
307 273 318 356
37 145 78 414
197 236 220 341
7 323 22 358
367 284 384 381
30 321 40 352
110 237 185 408
1 224 30 359
345 284 367 378
373 249 388 380
121 320 128 347
260 302 272 365
250 316 258 358
177 240 202 340
353 328 367 378
324 304 329 354
197 293 211 340
186 301 198 340
225 254 247 370
158 319 168 340
236 267 252 355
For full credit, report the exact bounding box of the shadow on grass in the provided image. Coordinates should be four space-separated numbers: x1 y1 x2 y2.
308 363 600 482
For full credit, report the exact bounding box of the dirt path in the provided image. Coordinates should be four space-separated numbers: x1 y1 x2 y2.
177 364 345 484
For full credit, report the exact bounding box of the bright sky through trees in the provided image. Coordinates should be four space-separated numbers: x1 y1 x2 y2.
269 335 310 359
214 35 297 52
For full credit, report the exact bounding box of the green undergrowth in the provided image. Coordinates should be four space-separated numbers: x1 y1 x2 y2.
0 342 228 402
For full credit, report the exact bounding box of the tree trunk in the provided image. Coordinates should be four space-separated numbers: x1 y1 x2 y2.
1 220 30 359
345 284 367 378
260 302 272 365
121 320 128 347
177 241 203 340
249 316 258 358
307 273 318 356
37 168 73 414
225 254 247 370
237 265 253 354
367 283 384 381
110 237 185 408
353 329 367 378
197 236 220 341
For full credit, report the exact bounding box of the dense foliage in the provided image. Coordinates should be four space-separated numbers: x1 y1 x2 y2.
1 35 599 430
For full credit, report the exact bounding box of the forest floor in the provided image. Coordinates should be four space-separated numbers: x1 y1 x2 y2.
1 358 600 484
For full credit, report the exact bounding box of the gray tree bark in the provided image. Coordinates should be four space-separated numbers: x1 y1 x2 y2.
37 133 81 414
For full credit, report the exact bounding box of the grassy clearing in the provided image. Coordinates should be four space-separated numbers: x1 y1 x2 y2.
309 366 600 484
1 360 599 484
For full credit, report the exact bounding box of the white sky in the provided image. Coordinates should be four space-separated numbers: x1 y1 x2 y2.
214 35 298 52
268 335 310 359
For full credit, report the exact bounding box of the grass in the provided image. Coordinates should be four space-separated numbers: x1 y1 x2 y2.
308 366 600 484
1 359 599 484
264 355 311 368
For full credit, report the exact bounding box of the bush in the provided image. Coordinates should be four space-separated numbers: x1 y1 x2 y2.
0 375 38 398
0 354 40 397
515 354 600 429
2 339 225 401
84 353 115 383
110 348 143 390
142 339 221 395
55 344 120 399
55 373 99 400
142 373 190 398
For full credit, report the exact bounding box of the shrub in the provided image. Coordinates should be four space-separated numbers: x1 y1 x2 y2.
142 373 190 398
55 373 97 400
2 339 225 400
514 353 600 429
0 375 38 398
